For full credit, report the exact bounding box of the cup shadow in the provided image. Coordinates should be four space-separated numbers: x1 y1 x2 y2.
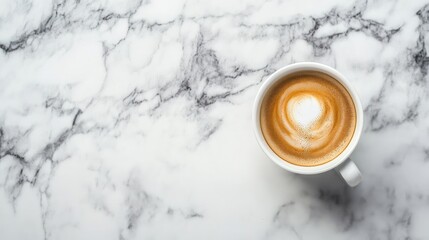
298 170 345 190
292 170 363 227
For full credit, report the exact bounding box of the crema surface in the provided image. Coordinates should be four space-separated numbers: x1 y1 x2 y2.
260 72 356 166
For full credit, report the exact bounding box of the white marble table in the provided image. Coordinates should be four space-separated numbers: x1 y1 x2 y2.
1 0 429 239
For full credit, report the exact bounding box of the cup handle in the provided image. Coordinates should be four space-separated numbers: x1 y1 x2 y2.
335 158 362 187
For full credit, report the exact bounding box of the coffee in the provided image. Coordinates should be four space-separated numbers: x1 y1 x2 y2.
260 71 356 167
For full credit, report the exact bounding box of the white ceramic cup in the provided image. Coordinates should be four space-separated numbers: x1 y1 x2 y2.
253 62 363 187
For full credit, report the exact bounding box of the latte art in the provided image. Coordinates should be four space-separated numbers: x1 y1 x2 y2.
260 72 356 166
289 94 322 128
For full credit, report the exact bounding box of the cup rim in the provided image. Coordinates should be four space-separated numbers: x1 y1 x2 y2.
253 62 363 174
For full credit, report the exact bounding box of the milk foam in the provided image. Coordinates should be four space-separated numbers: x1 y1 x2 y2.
290 95 322 129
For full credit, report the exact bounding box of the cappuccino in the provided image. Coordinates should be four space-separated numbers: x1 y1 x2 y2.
260 72 356 167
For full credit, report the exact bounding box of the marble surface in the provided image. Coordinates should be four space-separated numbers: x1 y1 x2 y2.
1 0 429 239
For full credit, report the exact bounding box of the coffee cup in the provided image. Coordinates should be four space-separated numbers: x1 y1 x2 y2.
253 62 363 187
